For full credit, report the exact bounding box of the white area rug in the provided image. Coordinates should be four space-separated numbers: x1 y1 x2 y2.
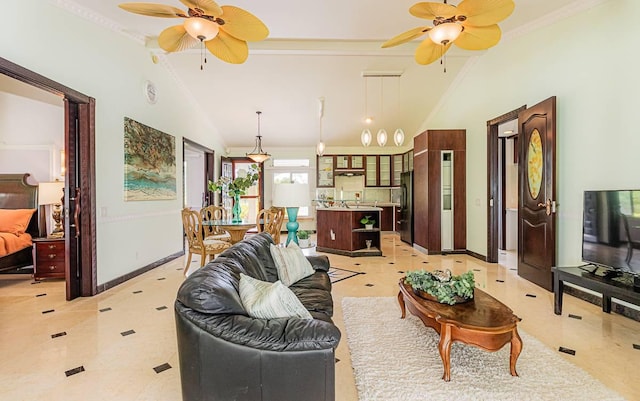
342 297 624 401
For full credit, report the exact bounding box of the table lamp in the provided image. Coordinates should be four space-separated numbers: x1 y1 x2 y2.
38 181 65 238
272 183 310 245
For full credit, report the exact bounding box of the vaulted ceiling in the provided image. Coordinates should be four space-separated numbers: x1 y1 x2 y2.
57 0 579 148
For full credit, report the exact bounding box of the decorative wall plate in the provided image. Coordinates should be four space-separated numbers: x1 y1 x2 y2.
143 80 157 104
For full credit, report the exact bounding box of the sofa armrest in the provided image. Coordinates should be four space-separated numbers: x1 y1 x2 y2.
306 255 330 272
177 303 341 352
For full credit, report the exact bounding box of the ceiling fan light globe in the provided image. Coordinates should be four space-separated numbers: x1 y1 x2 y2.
361 129 372 147
428 22 463 45
184 17 219 41
377 129 388 147
393 128 405 146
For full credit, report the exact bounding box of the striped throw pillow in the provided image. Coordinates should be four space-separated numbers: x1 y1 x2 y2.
269 242 315 286
239 273 312 320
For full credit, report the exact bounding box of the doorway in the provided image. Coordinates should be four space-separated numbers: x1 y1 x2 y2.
182 138 214 210
0 57 97 300
487 106 526 264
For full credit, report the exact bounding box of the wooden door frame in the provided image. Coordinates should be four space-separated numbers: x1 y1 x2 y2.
0 56 97 299
486 105 526 263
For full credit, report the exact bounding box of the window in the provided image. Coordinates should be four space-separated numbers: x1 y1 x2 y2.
272 160 310 217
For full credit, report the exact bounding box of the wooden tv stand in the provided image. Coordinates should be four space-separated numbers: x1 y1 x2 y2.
553 265 640 315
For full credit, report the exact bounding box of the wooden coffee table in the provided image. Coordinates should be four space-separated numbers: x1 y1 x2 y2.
398 278 522 381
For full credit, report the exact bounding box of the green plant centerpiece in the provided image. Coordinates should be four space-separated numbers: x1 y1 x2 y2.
297 230 310 240
360 215 376 228
208 164 260 222
404 269 475 305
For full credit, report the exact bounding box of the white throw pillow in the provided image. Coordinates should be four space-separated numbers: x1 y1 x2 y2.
269 242 315 286
239 273 312 320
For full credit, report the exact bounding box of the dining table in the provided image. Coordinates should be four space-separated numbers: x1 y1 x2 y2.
203 220 257 244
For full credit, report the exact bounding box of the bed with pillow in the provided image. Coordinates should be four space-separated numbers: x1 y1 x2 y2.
175 232 341 401
0 174 39 272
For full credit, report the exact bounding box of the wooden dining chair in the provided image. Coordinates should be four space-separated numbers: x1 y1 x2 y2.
200 205 232 242
256 206 286 244
181 208 231 276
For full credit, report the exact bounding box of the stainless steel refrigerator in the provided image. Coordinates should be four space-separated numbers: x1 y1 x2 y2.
399 171 413 244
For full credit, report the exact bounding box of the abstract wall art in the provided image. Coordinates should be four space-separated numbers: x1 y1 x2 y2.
123 117 176 201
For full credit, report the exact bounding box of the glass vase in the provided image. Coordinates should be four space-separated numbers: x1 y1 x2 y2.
232 194 242 223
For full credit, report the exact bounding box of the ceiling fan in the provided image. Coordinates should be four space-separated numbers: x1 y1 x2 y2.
118 0 269 65
382 0 515 67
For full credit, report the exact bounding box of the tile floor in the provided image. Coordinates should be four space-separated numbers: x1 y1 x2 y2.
0 234 638 400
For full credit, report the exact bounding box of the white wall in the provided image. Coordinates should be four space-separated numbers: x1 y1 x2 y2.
0 1 225 284
421 0 640 265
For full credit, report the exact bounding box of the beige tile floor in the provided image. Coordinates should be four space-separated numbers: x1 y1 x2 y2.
0 234 638 400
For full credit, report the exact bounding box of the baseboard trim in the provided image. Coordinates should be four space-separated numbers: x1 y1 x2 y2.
97 251 184 293
466 249 487 262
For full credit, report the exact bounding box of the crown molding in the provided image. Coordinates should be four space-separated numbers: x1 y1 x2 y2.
51 0 146 45
503 0 610 42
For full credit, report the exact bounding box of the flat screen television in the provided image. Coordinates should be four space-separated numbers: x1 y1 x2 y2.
582 190 640 275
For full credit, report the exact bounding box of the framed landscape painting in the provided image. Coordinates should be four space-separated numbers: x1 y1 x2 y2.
123 117 176 201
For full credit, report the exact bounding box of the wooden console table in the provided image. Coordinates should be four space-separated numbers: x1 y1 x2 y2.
553 265 640 315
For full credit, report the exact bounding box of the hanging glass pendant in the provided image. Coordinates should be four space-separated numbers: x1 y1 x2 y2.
393 128 405 146
377 129 388 147
361 129 372 147
316 141 325 156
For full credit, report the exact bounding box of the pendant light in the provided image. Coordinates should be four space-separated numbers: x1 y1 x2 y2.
376 77 387 147
246 111 271 163
361 76 373 147
393 77 405 146
361 129 372 147
316 97 326 156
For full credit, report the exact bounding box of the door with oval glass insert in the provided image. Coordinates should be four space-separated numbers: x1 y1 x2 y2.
518 96 557 291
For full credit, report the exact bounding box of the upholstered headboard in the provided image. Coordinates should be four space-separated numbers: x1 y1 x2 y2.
0 173 40 237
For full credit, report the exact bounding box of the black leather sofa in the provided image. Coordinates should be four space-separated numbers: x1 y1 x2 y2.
175 232 341 401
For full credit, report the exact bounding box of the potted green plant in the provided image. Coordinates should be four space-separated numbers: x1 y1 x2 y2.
208 164 260 222
404 269 475 305
360 215 376 230
297 230 310 248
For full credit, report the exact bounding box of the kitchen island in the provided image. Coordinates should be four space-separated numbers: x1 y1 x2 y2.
316 207 383 257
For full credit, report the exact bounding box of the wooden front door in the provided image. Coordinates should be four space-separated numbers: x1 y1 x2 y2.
517 96 557 291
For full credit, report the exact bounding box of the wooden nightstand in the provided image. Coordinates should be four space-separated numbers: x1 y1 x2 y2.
32 238 66 280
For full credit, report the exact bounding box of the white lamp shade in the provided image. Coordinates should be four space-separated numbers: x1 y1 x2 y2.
377 129 388 147
361 129 372 147
38 181 64 205
393 128 405 146
184 17 220 41
316 141 325 156
428 22 463 44
272 183 310 207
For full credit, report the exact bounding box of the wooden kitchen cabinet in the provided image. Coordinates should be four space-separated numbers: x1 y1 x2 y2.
380 206 394 231
33 237 66 280
392 154 403 186
379 155 391 186
365 155 377 187
317 155 334 187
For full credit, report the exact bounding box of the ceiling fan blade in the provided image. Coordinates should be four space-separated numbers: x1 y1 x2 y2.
415 38 451 65
455 24 501 50
158 25 199 52
180 0 222 17
381 26 430 48
456 0 515 27
409 2 457 20
218 6 269 42
118 3 186 18
205 29 249 64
